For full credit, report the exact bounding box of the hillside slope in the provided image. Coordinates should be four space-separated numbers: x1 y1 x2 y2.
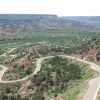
75 35 100 61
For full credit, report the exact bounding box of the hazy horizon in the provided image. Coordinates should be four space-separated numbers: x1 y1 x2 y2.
0 0 100 16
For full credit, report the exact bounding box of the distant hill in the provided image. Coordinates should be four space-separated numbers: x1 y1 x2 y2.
61 16 100 24
0 14 91 33
0 14 58 20
0 14 99 40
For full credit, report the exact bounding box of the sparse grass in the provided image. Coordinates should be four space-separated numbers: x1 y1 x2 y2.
97 96 100 100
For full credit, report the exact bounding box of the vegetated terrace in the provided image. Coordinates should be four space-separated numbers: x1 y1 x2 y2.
31 56 96 100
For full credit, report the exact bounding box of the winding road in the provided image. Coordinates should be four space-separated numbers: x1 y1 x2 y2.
0 55 100 100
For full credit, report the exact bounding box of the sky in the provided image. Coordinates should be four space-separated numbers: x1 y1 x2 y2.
0 0 100 16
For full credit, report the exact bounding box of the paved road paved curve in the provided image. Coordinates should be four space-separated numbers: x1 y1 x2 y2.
0 55 100 100
0 65 8 81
